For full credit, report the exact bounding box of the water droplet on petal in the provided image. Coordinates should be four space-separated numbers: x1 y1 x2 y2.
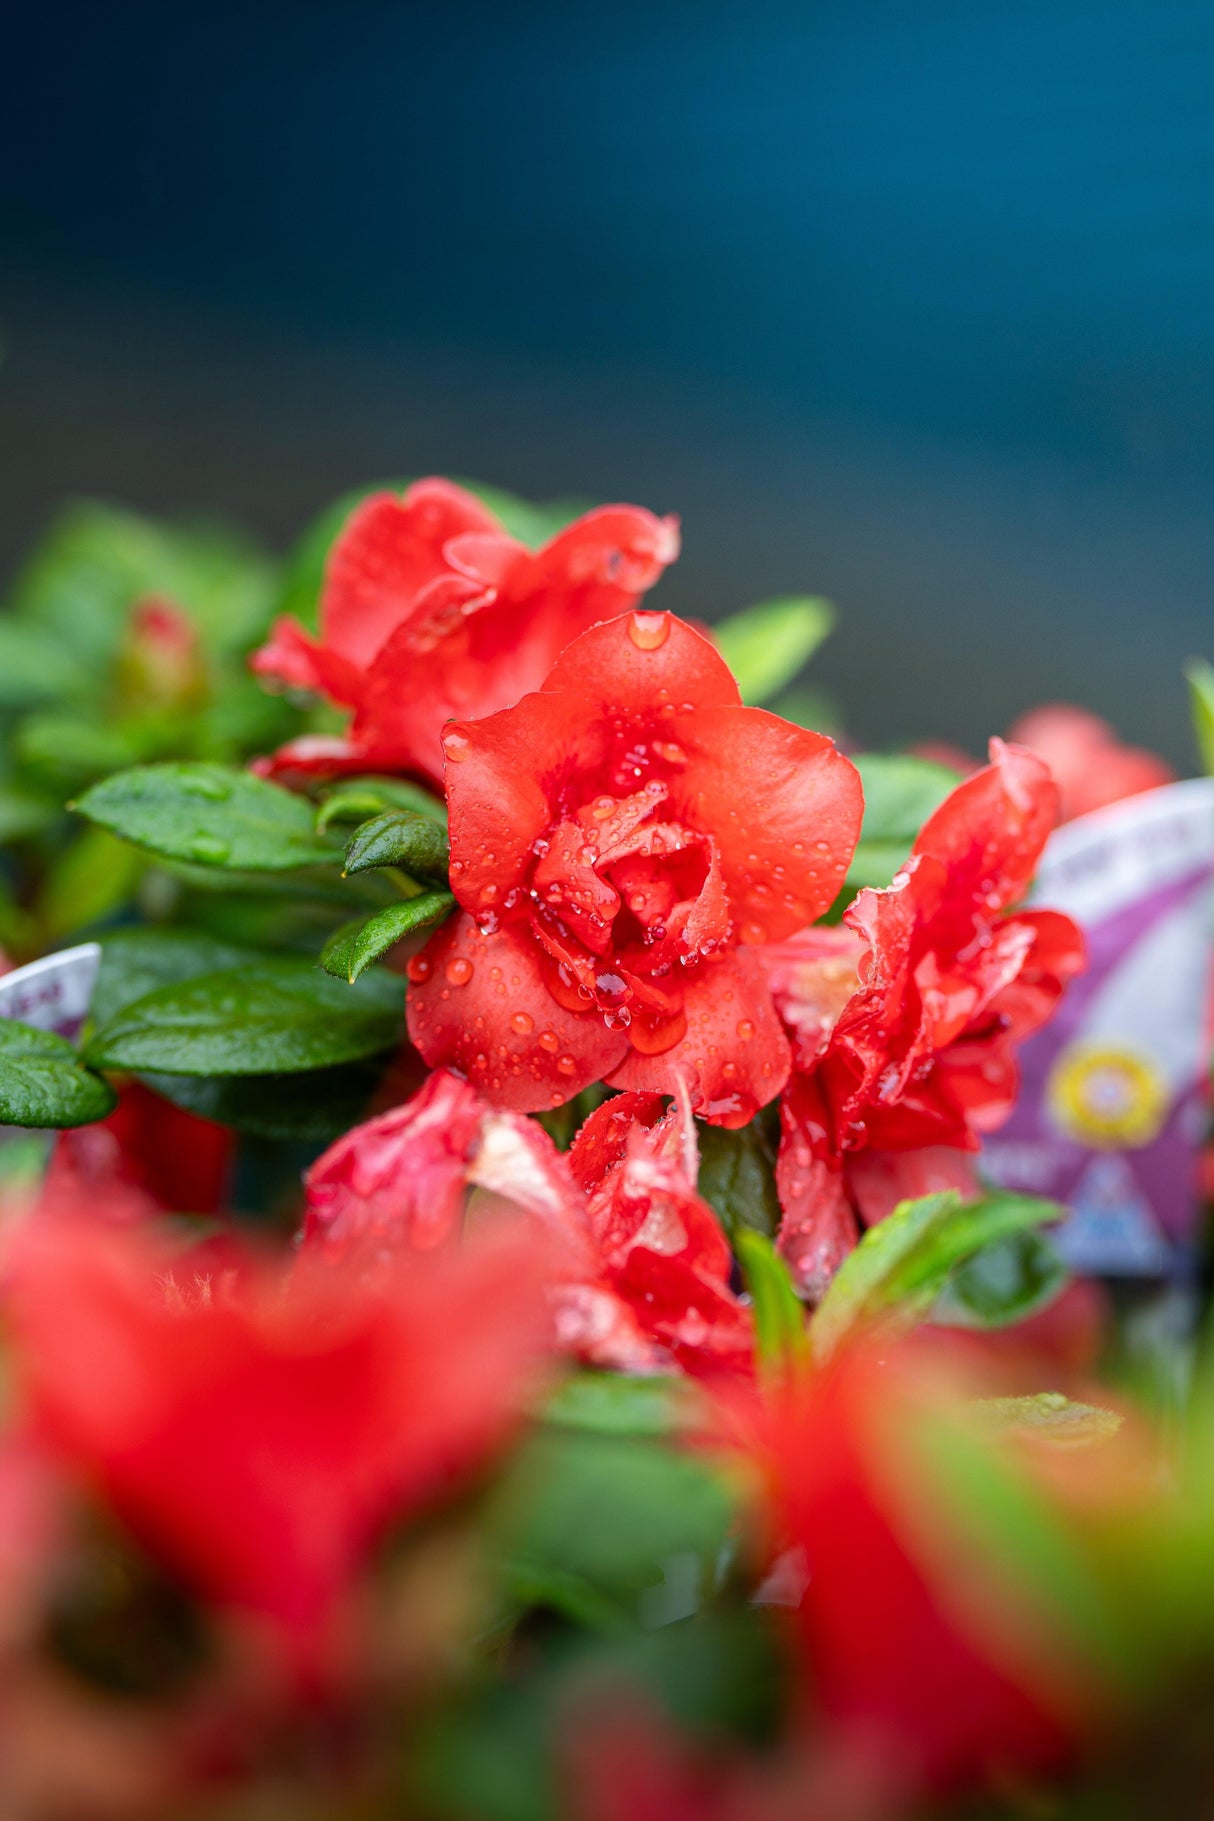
406 954 433 982
736 1019 756 1040
556 1053 578 1075
445 957 473 986
538 1029 561 1053
443 728 471 762
510 1011 534 1035
627 610 671 651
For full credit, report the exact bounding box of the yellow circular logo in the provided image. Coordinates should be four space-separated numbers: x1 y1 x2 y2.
1046 1043 1168 1149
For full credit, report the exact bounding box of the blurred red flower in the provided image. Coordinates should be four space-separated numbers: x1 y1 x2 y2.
303 1069 753 1380
1006 704 1174 824
45 1081 233 1220
767 741 1085 1293
251 479 679 790
406 612 863 1124
5 1217 550 1660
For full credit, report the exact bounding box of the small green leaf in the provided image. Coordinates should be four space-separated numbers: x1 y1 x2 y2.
971 1393 1123 1449
714 596 835 705
75 763 341 872
542 1372 695 1437
0 1019 116 1128
86 959 403 1076
320 893 454 982
811 1188 1063 1363
846 754 963 892
935 1229 1067 1330
315 776 446 833
736 1230 809 1377
696 1118 782 1240
343 809 450 882
1185 658 1214 775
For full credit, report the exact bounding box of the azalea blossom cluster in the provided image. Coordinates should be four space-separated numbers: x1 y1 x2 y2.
0 474 1200 1821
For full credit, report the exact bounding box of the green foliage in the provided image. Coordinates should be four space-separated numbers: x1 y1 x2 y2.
542 1371 696 1438
86 959 403 1076
343 808 451 882
696 1116 782 1240
736 1230 809 1377
315 775 446 832
936 1228 1068 1329
845 752 962 891
74 763 341 872
714 595 835 705
320 893 454 982
139 1061 384 1142
91 928 263 1029
1185 657 1214 775
0 1019 116 1128
811 1188 1064 1362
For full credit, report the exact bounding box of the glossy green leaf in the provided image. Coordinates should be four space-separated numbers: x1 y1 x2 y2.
343 809 450 881
935 1228 1067 1330
319 893 454 982
736 1229 809 1376
1185 658 1214 775
542 1372 695 1438
86 959 403 1076
0 1019 116 1128
92 928 263 1030
74 763 341 872
811 1188 1063 1363
696 1117 782 1240
714 596 835 705
315 775 446 832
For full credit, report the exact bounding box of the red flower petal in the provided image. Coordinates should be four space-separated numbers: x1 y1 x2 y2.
913 738 1058 913
607 947 791 1126
406 913 628 1110
543 609 740 715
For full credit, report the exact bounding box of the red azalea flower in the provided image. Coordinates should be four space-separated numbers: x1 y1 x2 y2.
1006 704 1174 824
406 611 863 1124
767 741 1085 1294
4 1216 550 1660
708 1346 1095 1800
251 478 679 790
302 1070 754 1380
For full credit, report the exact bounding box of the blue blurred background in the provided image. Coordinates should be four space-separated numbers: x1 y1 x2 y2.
3 0 1212 759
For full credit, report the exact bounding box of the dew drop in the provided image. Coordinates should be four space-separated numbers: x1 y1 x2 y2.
736 1018 756 1040
182 773 231 802
188 834 230 864
510 1011 535 1035
445 957 473 986
556 1053 578 1075
443 729 471 762
406 954 433 982
538 1029 561 1053
739 921 768 945
627 610 671 651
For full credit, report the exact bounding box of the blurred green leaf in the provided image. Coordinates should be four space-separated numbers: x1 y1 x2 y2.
542 1372 696 1438
0 620 91 707
971 1392 1123 1449
714 596 835 705
1185 658 1214 776
75 763 341 872
736 1230 808 1376
344 808 450 882
811 1188 1063 1363
0 1019 116 1128
935 1229 1067 1330
86 959 403 1076
0 784 59 845
37 826 146 941
319 893 454 982
139 1059 385 1141
845 753 963 892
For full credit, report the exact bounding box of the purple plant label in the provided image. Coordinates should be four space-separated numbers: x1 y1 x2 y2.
0 943 102 1042
982 780 1214 1275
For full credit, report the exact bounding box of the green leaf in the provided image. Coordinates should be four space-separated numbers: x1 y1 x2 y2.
0 785 58 845
92 928 262 1030
736 1230 808 1377
139 1060 384 1142
847 753 963 890
714 596 835 705
811 1188 1063 1363
85 959 403 1076
315 775 446 832
0 620 92 707
15 715 147 795
36 827 146 941
319 893 454 982
74 763 341 872
935 1229 1067 1330
343 809 450 882
1185 658 1214 776
970 1393 1123 1449
0 1019 116 1128
542 1372 695 1438
696 1117 782 1240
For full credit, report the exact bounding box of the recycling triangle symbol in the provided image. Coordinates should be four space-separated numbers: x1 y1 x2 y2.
1053 1153 1170 1275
